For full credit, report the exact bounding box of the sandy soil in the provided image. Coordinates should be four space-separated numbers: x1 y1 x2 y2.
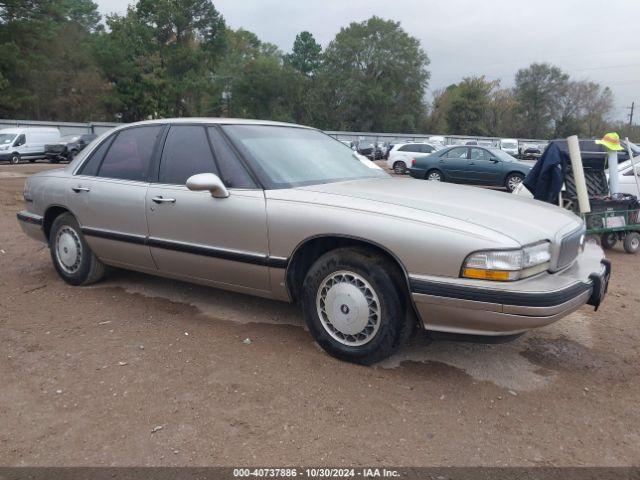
1 162 639 467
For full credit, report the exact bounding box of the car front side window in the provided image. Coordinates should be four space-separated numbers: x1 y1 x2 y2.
97 125 163 182
158 125 218 185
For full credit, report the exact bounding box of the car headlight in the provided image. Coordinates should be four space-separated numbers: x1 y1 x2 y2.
461 241 551 281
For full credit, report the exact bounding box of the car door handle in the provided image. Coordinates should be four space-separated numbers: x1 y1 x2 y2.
71 186 90 193
151 196 176 204
469 162 475 165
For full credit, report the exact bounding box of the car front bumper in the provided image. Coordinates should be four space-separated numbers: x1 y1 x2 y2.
409 242 610 335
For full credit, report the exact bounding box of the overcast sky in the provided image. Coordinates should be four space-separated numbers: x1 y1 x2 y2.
95 0 639 123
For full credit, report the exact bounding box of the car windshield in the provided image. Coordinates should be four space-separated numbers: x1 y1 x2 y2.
502 142 517 149
222 125 388 189
0 133 16 145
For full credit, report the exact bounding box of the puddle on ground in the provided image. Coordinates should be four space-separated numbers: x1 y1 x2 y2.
380 335 553 392
106 272 303 327
381 311 597 392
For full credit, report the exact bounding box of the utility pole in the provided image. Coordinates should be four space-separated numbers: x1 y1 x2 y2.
629 101 635 126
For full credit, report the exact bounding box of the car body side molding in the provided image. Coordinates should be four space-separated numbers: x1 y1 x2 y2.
81 226 288 268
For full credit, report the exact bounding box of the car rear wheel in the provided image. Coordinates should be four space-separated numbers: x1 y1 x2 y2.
623 232 640 254
426 169 443 182
505 173 524 192
10 153 20 165
301 247 411 364
393 161 407 175
50 213 105 285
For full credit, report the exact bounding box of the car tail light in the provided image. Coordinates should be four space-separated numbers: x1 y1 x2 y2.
411 158 416 166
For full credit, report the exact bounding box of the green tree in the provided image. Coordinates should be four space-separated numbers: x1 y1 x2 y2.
319 16 429 132
514 63 569 138
445 76 497 136
285 31 322 77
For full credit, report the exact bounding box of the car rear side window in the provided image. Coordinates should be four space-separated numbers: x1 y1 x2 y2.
398 144 420 152
445 147 468 158
77 136 114 176
159 126 218 185
420 144 435 153
97 126 162 181
208 127 257 189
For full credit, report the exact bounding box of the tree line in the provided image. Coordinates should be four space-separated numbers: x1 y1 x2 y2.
0 0 635 140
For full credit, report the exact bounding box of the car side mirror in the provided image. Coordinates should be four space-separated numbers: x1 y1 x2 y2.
490 157 500 163
186 173 229 198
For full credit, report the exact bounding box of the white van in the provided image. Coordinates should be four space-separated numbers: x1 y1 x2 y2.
0 127 61 164
499 138 519 157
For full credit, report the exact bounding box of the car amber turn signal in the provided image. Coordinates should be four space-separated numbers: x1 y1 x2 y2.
461 268 513 281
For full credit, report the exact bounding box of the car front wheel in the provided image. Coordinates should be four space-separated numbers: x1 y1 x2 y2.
10 153 20 165
393 161 407 175
50 213 105 285
301 247 411 364
505 173 524 192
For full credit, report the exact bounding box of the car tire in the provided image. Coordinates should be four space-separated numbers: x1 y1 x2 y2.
67 150 76 162
425 169 444 182
623 232 640 254
393 161 407 175
10 153 20 165
505 173 524 192
49 158 60 164
50 213 106 286
600 233 617 250
301 247 411 365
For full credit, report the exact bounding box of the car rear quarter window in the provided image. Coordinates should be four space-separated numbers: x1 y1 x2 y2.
158 126 218 185
97 126 162 182
207 127 257 189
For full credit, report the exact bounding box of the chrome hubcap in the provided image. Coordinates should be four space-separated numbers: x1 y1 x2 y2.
508 176 522 191
427 172 441 181
55 226 82 274
316 271 381 346
631 237 639 249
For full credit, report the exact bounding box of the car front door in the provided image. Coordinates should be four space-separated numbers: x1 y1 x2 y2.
68 125 162 270
467 148 503 185
145 124 270 294
438 147 469 181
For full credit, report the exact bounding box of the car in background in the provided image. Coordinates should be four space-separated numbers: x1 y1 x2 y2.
340 140 356 150
357 142 384 160
0 127 60 164
45 133 97 163
616 160 640 197
408 145 532 191
520 144 543 160
500 138 519 156
17 118 610 364
387 142 438 174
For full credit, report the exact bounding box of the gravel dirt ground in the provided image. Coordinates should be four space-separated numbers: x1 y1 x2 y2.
1 162 639 467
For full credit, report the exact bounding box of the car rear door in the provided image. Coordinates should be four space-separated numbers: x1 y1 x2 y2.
145 124 270 294
68 125 162 270
438 147 469 181
467 147 503 185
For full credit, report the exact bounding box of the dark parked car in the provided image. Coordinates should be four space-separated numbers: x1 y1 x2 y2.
45 134 97 163
357 142 384 160
409 146 532 192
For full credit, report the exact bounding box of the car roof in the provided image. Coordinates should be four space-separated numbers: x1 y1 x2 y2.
114 117 314 131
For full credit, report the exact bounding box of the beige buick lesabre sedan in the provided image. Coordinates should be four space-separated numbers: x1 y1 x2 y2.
18 119 611 364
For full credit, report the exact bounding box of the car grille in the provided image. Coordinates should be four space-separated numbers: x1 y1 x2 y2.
557 227 584 270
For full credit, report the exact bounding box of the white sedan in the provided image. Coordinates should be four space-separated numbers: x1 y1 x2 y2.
617 159 640 197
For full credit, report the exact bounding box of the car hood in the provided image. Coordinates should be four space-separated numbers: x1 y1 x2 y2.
299 178 581 246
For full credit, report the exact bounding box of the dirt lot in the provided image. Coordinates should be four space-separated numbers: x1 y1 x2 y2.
1 162 639 467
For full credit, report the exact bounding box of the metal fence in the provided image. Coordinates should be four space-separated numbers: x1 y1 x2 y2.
0 118 550 148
